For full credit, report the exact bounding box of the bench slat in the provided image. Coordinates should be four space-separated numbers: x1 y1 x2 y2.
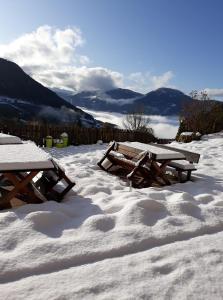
115 144 142 159
168 160 197 171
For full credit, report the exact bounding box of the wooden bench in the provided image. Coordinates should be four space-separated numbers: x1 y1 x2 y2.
97 142 153 187
152 144 200 182
34 160 76 202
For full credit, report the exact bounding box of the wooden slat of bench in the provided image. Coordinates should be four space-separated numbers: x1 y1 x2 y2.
152 144 200 163
115 143 142 159
108 154 137 171
168 160 197 171
108 151 152 187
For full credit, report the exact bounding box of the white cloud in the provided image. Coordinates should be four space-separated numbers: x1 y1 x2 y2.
127 71 174 93
0 25 122 92
78 108 178 138
34 66 123 92
203 88 223 100
151 71 174 89
79 55 90 65
0 25 84 70
0 25 174 94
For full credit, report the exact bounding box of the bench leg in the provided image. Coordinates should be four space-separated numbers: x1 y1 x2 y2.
186 170 192 181
151 161 171 185
97 142 115 170
178 170 184 183
126 153 149 186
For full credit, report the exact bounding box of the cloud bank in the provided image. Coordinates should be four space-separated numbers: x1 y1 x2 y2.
204 88 223 100
79 107 178 138
0 25 174 93
127 71 174 93
0 25 122 92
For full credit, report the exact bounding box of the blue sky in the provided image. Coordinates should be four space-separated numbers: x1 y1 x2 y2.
0 0 223 97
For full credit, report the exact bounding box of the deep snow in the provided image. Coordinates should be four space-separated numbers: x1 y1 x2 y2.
0 132 223 299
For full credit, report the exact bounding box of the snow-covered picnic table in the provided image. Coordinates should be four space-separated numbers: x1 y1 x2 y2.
0 143 54 171
0 143 55 209
99 141 187 186
123 142 185 160
0 142 75 209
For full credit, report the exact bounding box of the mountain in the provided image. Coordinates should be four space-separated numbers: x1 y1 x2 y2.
134 88 192 115
105 88 143 100
65 87 192 115
0 58 98 126
67 88 143 112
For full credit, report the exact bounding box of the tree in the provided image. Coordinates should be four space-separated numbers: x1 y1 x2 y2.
189 90 209 100
178 90 223 135
123 107 154 135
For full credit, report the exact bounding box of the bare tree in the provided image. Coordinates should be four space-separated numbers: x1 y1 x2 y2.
123 108 154 135
179 89 223 135
189 90 209 100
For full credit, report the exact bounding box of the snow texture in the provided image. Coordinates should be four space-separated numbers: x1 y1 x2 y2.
0 132 223 299
124 142 185 159
180 132 194 136
0 142 53 171
0 133 22 144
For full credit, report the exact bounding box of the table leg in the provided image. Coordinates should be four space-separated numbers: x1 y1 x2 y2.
0 171 40 208
151 160 171 185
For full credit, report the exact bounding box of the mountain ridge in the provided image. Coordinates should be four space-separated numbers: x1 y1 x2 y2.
60 87 193 115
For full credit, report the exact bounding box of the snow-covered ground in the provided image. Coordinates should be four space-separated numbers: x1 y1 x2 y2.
78 107 179 138
1 133 223 299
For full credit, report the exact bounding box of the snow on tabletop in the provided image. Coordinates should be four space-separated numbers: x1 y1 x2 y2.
0 142 53 170
123 141 185 159
0 133 223 299
0 133 22 144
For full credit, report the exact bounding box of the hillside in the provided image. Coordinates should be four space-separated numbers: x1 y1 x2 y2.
0 58 98 126
135 87 192 115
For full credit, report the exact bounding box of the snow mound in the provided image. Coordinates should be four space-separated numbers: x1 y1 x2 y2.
83 215 116 232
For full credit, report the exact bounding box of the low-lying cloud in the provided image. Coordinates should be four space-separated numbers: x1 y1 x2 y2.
79 107 179 138
204 88 223 100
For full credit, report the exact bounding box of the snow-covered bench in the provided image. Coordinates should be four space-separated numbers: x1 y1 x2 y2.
97 141 152 187
152 144 200 182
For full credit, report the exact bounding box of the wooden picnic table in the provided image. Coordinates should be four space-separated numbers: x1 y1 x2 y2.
0 143 75 209
118 142 186 185
98 141 187 187
0 143 55 209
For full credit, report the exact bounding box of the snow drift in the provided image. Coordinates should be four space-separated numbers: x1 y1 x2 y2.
0 132 223 299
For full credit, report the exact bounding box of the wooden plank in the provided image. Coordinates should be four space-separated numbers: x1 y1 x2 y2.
151 143 200 163
115 143 142 158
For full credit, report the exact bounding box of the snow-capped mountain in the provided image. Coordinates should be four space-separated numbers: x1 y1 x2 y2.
60 87 192 115
66 88 143 112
